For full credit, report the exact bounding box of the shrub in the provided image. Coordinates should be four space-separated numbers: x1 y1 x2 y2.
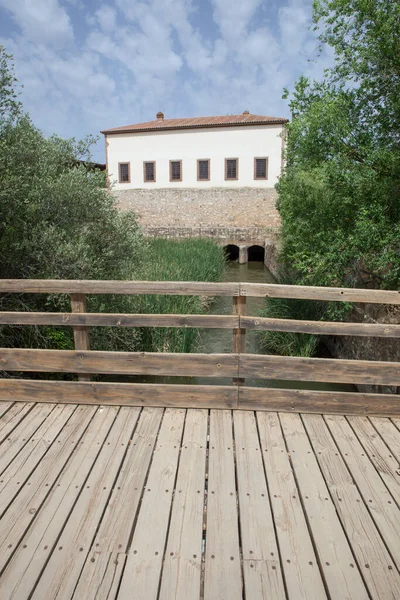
0 48 145 354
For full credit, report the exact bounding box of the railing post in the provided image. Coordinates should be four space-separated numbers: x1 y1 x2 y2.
233 294 246 386
70 293 90 382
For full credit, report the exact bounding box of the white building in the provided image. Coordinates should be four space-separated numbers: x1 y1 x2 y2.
102 111 288 190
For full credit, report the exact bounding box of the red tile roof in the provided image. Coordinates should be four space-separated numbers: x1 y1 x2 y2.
101 112 289 135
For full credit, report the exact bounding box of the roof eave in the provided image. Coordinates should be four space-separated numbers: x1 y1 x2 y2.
100 119 289 136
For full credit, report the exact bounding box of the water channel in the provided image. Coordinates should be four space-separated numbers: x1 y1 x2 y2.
194 260 355 391
121 258 354 392
124 259 355 391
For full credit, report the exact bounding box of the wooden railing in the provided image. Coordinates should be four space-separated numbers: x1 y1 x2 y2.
0 279 399 416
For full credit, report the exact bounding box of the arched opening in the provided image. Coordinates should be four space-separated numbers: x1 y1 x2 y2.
248 245 265 262
224 244 240 261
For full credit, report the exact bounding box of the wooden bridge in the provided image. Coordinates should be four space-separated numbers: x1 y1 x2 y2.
0 279 400 599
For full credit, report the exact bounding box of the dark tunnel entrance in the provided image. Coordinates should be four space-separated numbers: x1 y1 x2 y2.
224 244 240 261
247 245 265 262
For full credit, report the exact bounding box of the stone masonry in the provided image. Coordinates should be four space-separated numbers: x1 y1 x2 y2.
114 187 281 274
114 187 280 232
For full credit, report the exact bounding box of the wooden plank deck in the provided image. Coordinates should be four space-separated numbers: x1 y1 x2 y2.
1 402 400 599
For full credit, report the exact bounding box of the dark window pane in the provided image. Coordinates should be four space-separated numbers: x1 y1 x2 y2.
198 160 209 180
171 161 181 180
226 159 237 179
255 158 267 179
145 162 155 181
120 163 129 182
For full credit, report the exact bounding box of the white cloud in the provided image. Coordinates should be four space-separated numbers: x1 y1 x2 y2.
0 0 74 49
63 0 85 6
0 0 334 158
95 4 118 32
279 5 310 57
241 27 280 64
211 0 263 41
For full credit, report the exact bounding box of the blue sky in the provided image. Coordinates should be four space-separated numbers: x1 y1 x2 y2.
0 0 332 162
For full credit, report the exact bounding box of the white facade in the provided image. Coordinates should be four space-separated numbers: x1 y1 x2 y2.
105 124 284 190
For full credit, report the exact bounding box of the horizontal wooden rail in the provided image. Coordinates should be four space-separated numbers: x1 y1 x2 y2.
241 316 400 337
238 387 400 416
241 283 400 304
2 312 400 338
0 279 399 416
0 279 240 296
0 349 238 378
1 348 400 387
0 379 399 416
0 312 239 329
0 279 399 303
240 354 400 386
0 379 238 409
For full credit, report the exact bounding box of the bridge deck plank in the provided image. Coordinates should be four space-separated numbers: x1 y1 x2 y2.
1 401 399 600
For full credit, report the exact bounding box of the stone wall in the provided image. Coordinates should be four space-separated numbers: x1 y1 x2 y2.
142 226 272 244
114 187 280 231
264 241 280 279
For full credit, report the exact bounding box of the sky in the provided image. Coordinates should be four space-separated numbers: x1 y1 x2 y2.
0 0 333 162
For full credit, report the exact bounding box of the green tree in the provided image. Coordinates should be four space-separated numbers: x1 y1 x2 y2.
0 46 145 354
0 46 21 121
278 0 400 290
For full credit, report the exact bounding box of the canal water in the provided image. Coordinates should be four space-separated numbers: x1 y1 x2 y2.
194 260 355 392
197 261 274 356
125 259 354 392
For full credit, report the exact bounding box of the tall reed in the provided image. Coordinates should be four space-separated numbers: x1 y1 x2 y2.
135 238 227 353
257 296 324 357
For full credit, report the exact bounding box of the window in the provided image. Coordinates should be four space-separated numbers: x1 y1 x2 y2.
144 161 156 182
254 157 268 180
197 159 210 181
119 162 130 183
225 158 238 180
170 160 182 182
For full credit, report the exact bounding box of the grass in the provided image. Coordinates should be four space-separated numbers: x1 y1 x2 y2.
257 296 324 357
134 238 227 353
0 238 226 383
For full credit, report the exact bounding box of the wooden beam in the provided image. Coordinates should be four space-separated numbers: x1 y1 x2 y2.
238 387 400 416
0 349 238 377
232 296 246 386
241 283 400 304
1 279 399 304
1 379 399 416
0 279 240 297
71 294 90 382
241 316 400 337
278 412 368 598
0 312 239 329
239 354 400 385
256 412 327 598
3 310 399 337
0 379 237 409
159 410 208 600
233 411 286 597
204 410 242 599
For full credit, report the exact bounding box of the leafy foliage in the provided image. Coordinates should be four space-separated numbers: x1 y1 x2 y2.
0 46 227 364
0 46 21 122
0 46 145 353
278 0 400 291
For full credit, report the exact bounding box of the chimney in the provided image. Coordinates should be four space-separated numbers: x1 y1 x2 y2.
156 111 164 120
243 110 250 115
